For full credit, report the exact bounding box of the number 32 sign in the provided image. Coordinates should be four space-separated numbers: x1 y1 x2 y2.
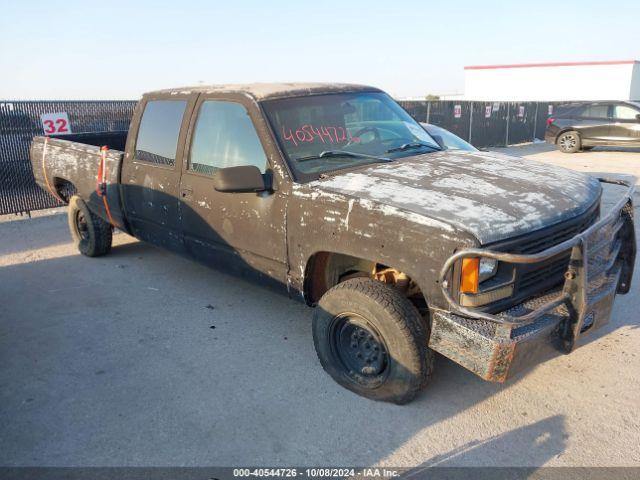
40 112 72 135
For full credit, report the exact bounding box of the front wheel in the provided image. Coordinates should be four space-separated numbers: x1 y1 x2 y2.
557 131 581 153
312 278 434 404
68 195 112 257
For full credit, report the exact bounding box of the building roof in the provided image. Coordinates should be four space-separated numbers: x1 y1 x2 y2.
147 83 381 101
464 60 639 70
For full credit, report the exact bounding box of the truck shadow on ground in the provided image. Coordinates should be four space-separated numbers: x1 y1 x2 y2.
1 178 637 466
405 415 567 473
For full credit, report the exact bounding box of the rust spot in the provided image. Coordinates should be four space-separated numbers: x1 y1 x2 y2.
486 342 516 382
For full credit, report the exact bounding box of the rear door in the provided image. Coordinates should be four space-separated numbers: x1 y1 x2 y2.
574 102 612 145
121 93 198 252
610 103 640 146
178 93 289 288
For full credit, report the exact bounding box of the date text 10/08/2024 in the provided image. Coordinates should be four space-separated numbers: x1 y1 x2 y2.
232 468 401 478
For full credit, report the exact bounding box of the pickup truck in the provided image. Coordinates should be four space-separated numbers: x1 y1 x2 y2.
30 83 636 404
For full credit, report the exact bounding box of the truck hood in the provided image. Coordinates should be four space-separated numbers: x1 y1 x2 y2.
310 150 602 244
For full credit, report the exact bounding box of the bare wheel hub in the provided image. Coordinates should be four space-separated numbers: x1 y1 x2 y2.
332 314 388 377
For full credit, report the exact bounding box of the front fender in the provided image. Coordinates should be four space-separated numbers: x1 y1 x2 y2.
287 185 477 308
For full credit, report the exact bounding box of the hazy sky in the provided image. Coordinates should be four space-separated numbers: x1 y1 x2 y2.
1 0 639 100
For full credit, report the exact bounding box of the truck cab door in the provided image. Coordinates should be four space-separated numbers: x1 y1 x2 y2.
178 94 289 290
121 92 198 252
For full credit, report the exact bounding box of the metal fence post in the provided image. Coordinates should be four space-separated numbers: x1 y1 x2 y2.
468 102 474 144
426 102 431 123
505 103 510 147
532 102 539 141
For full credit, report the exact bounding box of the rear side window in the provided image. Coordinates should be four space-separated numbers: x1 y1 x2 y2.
614 105 639 120
135 100 187 167
189 101 267 175
580 104 610 118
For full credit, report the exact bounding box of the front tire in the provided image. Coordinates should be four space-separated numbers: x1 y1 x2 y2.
68 195 112 257
312 278 434 404
557 131 581 153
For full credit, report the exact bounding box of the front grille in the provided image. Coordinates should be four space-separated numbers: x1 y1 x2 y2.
514 207 599 255
514 204 599 301
481 200 600 314
519 257 569 291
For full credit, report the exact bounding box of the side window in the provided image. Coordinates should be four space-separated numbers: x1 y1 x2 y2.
614 105 639 120
581 103 610 118
135 100 187 167
189 101 267 175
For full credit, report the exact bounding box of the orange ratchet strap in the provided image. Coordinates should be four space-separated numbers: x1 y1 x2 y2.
97 145 116 226
41 136 64 203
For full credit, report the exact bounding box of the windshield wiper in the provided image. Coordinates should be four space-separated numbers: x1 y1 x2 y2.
385 142 440 154
294 150 391 163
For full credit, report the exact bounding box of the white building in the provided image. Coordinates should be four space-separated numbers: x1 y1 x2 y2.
463 60 640 101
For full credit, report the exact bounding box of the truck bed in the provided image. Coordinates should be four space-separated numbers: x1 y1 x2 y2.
29 131 129 230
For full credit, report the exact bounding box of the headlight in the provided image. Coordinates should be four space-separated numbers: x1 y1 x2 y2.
459 257 511 307
478 258 498 283
460 257 499 294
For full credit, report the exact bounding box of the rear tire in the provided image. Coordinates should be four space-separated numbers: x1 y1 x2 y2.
68 195 112 257
312 278 434 404
557 131 581 153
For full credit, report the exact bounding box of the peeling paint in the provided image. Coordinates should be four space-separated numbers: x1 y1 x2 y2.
309 152 600 244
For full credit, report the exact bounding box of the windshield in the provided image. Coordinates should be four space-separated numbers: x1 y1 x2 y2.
262 92 441 182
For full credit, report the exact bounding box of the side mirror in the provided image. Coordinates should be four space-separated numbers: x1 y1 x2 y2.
213 165 266 193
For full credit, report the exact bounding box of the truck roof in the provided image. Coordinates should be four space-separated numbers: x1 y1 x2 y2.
146 83 381 101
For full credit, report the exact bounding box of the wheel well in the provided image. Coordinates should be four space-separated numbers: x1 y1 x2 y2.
303 252 428 314
53 178 76 203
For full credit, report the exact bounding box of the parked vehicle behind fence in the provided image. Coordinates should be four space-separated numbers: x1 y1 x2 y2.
30 83 636 404
545 101 640 153
420 123 477 152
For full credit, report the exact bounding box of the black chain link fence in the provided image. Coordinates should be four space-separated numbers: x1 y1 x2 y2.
398 100 563 149
1 99 566 216
0 101 136 215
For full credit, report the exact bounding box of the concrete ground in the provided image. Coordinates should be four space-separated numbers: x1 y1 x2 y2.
1 144 639 468
495 142 640 185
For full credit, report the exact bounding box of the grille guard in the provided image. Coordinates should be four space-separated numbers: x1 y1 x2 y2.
439 178 637 328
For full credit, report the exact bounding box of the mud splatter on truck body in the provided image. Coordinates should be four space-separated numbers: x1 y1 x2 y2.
28 83 636 402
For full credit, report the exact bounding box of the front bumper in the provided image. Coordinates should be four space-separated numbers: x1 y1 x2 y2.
430 178 636 382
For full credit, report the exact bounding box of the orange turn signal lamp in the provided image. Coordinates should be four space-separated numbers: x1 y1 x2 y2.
460 257 480 294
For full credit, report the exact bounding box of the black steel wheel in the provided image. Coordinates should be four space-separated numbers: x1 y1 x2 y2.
329 313 390 387
313 278 434 404
74 210 90 243
68 195 112 257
